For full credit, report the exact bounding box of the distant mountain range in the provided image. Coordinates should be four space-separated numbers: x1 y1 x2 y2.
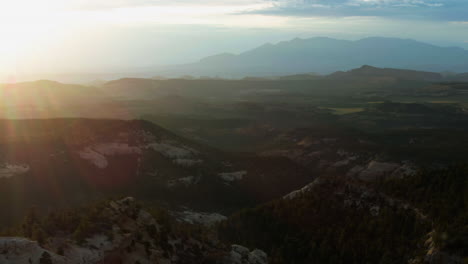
6 37 468 84
155 37 468 78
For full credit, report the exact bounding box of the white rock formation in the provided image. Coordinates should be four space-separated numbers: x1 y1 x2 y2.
78 143 141 169
284 178 323 200
78 148 108 168
167 176 198 187
173 210 227 226
218 171 247 182
149 143 195 159
0 163 30 178
173 158 203 167
353 161 417 181
0 237 65 264
357 161 400 181
225 245 268 264
0 197 262 264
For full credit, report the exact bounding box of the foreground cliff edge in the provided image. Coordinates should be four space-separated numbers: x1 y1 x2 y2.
0 197 267 264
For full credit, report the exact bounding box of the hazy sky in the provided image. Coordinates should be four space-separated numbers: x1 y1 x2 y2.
1 0 468 74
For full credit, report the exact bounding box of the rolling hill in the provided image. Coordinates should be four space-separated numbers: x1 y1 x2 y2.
328 65 444 81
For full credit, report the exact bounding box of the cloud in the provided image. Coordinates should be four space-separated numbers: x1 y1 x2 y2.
241 0 468 21
43 0 467 22
69 0 266 10
15 0 464 22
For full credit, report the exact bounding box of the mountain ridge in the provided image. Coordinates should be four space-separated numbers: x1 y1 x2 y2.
155 37 468 78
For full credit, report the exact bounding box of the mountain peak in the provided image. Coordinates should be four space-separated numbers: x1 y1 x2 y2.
164 37 468 77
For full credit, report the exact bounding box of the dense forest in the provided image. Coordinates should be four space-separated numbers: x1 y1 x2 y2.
218 166 468 264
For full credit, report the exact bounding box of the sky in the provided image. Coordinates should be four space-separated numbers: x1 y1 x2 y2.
1 0 468 75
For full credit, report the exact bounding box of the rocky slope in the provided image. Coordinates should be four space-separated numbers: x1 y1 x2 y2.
0 118 311 226
262 126 418 183
0 197 268 264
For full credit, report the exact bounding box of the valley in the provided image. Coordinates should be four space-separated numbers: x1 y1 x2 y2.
1 65 468 263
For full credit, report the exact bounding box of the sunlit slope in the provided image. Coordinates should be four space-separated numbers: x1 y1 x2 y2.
0 81 130 119
0 118 311 226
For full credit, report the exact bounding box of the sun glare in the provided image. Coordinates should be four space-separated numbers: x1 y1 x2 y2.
0 0 65 72
0 0 280 76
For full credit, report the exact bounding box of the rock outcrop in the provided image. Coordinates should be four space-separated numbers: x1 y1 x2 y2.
0 197 268 264
223 245 268 264
0 238 64 264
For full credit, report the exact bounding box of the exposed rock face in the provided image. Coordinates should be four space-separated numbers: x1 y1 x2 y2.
78 143 142 169
77 138 202 170
350 161 415 182
224 245 268 264
0 163 30 178
264 129 418 183
0 238 64 264
0 197 268 264
173 210 227 226
283 177 324 200
218 171 247 182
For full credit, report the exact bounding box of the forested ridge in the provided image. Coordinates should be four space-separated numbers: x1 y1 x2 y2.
218 166 468 263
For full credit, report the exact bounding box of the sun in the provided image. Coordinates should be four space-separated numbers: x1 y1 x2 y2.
0 0 70 73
